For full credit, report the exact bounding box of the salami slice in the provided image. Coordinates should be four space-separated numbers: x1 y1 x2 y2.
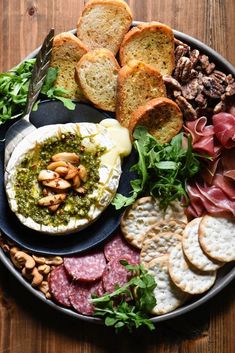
102 255 135 293
69 280 104 315
48 264 71 308
104 231 140 264
64 250 106 282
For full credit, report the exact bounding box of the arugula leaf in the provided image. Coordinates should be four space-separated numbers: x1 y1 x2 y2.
40 67 76 110
53 95 76 110
112 126 204 210
40 67 58 94
0 62 76 124
0 59 35 123
110 193 137 209
91 261 157 333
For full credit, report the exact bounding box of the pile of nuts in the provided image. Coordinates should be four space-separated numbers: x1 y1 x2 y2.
0 234 63 298
38 152 88 212
163 38 235 120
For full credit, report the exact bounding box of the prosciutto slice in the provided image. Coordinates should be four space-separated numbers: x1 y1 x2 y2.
186 181 235 217
185 113 235 218
213 173 235 199
185 117 214 143
222 148 235 171
196 182 235 215
213 113 235 148
185 117 219 157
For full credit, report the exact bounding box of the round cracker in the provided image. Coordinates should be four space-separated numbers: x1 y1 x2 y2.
199 216 235 262
120 196 187 249
168 243 217 295
143 219 186 242
140 231 182 266
182 218 223 271
147 255 189 315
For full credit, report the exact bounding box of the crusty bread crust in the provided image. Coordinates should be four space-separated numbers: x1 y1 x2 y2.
52 32 88 51
76 48 120 111
128 97 183 144
50 32 88 101
116 60 166 128
77 0 133 55
119 22 175 75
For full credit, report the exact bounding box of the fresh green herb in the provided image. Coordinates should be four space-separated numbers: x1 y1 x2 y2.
40 67 75 110
0 61 75 124
112 126 203 210
0 59 35 123
91 261 157 332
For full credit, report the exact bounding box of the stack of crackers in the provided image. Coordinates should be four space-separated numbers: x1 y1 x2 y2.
120 196 235 315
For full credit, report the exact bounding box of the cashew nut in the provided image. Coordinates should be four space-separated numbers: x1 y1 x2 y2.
38 281 51 298
45 256 63 266
10 247 24 269
2 244 10 253
14 251 36 270
0 236 10 253
10 247 20 256
38 264 51 275
22 267 43 287
32 255 46 265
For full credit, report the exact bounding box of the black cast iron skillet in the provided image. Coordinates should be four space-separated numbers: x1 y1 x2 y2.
0 102 136 255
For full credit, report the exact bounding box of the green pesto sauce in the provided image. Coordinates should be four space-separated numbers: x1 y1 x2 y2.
14 132 104 227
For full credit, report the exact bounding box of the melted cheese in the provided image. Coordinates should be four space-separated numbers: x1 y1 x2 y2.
5 120 131 235
99 119 132 168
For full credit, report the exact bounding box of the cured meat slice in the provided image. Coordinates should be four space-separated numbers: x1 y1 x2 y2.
186 183 231 217
102 255 135 293
185 117 221 157
104 231 140 264
186 183 207 216
69 280 104 315
48 265 71 307
185 117 214 143
196 182 235 216
213 173 235 200
64 251 106 282
222 148 235 181
213 113 235 148
201 157 221 185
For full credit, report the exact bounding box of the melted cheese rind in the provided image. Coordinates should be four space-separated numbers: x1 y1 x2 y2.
100 119 132 157
5 120 131 235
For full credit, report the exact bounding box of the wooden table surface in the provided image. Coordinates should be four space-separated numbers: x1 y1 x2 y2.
0 1 235 352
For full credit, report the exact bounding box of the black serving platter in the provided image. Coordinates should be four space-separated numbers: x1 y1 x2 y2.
0 26 234 325
0 101 136 255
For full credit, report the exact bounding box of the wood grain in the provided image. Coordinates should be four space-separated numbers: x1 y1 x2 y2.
0 1 235 352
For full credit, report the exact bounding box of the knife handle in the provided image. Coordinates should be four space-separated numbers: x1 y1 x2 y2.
25 28 55 115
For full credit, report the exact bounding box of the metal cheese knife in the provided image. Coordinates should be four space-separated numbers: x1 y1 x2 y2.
4 28 54 168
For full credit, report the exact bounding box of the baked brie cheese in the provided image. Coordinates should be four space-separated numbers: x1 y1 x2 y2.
5 119 131 235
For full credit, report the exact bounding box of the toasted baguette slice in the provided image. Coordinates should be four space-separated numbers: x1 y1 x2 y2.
119 22 175 75
129 97 183 143
50 32 88 101
76 48 120 111
77 0 132 55
116 60 166 128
